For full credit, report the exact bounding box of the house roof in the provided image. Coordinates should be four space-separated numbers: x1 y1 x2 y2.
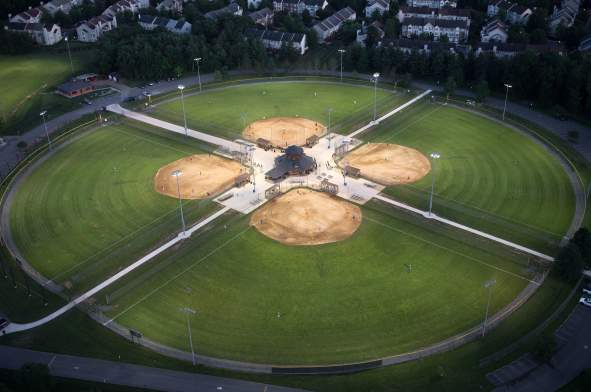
314 7 355 32
248 7 273 21
245 28 305 43
481 18 507 34
7 22 55 32
205 3 241 19
57 80 93 93
401 6 470 17
366 0 389 9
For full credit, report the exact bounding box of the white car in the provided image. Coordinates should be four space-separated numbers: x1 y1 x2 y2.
583 288 591 296
580 296 591 308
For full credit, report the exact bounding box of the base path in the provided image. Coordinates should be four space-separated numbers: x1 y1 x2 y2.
1 207 231 335
0 345 305 392
373 194 554 262
106 104 241 152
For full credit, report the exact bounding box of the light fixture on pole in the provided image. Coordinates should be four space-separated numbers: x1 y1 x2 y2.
64 36 74 75
171 170 186 234
372 72 380 121
193 57 202 92
327 107 333 149
482 279 496 337
177 85 188 137
40 110 52 151
428 152 440 216
337 49 346 82
502 83 512 121
179 307 197 365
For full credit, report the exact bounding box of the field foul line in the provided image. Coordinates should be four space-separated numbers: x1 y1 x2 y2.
379 104 444 142
111 125 201 156
103 226 252 326
364 216 539 285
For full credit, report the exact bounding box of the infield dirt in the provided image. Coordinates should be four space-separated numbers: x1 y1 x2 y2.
250 188 362 246
154 154 246 200
243 117 326 148
340 143 431 185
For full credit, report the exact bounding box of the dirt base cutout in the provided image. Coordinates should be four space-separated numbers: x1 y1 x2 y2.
154 154 245 200
243 117 326 148
250 188 361 246
341 143 431 185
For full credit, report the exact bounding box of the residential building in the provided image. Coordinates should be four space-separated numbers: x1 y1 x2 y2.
43 0 82 16
398 6 470 25
364 0 389 17
204 2 243 20
401 17 468 43
313 7 356 42
409 0 457 9
487 1 531 24
5 22 62 45
8 7 43 23
56 80 96 98
579 34 591 52
548 0 580 34
245 28 308 55
356 21 385 46
156 0 183 13
248 0 263 9
473 41 565 58
138 15 192 34
76 15 117 42
272 0 326 16
480 19 508 42
102 0 150 18
382 38 460 54
248 8 274 26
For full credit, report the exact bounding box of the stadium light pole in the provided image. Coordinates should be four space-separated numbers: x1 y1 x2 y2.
482 279 496 337
177 85 189 137
171 170 186 235
502 83 512 121
193 57 202 92
428 152 440 216
327 107 333 149
40 111 52 151
372 72 380 121
338 49 346 82
179 307 197 365
64 36 74 75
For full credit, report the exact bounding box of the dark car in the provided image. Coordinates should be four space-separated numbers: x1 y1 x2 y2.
0 318 8 329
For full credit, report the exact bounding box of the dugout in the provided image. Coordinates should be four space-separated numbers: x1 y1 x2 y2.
345 165 360 178
306 135 319 147
257 138 272 150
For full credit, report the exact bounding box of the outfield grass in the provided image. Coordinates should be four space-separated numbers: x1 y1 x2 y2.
101 199 532 365
364 102 576 253
8 120 219 295
0 52 92 135
151 81 410 139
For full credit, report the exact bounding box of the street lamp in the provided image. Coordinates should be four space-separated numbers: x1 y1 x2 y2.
482 279 496 337
40 111 52 151
371 72 380 121
64 36 74 75
327 107 333 149
171 170 186 234
193 57 202 92
177 85 188 137
179 307 197 365
145 92 152 106
502 83 512 121
337 49 346 82
428 152 440 216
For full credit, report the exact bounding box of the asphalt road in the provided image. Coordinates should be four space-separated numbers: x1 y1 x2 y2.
0 345 306 392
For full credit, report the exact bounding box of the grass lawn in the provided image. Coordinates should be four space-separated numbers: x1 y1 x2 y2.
364 102 576 254
102 199 532 365
151 81 411 140
8 120 220 295
0 51 93 135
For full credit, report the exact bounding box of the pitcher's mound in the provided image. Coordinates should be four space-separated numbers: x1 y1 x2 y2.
154 154 246 200
250 188 361 246
243 117 326 148
341 143 431 185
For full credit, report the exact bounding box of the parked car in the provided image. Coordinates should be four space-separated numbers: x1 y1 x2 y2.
0 318 9 329
0 137 6 148
83 98 93 106
580 296 591 308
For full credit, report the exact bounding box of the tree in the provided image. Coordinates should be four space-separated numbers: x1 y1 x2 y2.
533 335 557 364
444 76 456 99
572 228 591 265
475 80 490 102
384 18 398 38
554 243 584 282
14 363 54 392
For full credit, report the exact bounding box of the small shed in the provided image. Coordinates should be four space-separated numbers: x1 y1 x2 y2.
56 80 95 98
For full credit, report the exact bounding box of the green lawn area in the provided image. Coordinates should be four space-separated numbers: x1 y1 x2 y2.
0 51 93 135
151 81 411 139
102 199 532 365
8 120 219 295
364 102 576 254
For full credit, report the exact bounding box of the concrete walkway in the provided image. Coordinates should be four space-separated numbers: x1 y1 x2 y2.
0 345 305 392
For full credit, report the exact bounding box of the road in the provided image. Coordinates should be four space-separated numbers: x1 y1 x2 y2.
0 345 305 392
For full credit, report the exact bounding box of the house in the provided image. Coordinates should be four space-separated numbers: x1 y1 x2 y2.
248 0 263 9
138 15 192 34
5 22 62 45
313 7 356 42
76 15 117 42
272 0 326 16
480 19 508 42
102 0 150 18
43 0 82 16
548 0 580 34
8 7 43 23
409 0 457 8
356 21 385 46
156 0 183 13
401 17 469 43
56 80 96 98
302 0 327 16
579 34 591 52
204 2 243 20
473 41 565 58
507 4 532 24
248 8 274 26
398 6 470 25
365 0 390 17
245 28 308 55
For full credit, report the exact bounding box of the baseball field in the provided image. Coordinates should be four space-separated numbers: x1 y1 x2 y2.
4 80 578 366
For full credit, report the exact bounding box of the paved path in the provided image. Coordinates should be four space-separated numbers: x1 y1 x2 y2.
1 207 231 335
0 345 304 392
373 194 554 262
